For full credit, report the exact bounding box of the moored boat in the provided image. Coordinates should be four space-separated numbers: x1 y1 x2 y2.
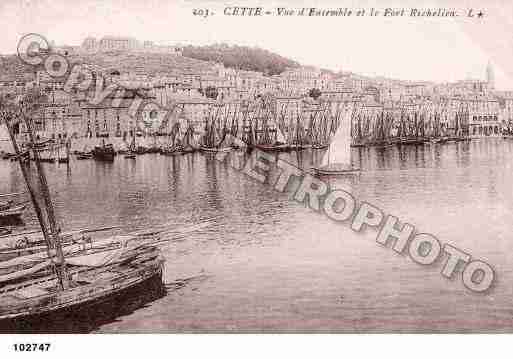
312 143 329 150
199 146 232 153
76 152 92 160
312 109 360 176
0 245 164 325
0 204 26 221
254 143 290 152
92 142 115 162
312 164 360 176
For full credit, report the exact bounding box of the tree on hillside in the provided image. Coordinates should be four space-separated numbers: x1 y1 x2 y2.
182 44 300 76
308 88 322 100
204 86 218 100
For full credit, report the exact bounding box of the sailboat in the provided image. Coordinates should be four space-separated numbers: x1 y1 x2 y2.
57 139 70 164
255 126 289 152
182 120 197 153
124 127 137 159
312 110 360 176
199 105 232 153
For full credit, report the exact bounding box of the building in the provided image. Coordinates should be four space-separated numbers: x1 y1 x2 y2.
99 36 139 51
466 95 501 137
80 36 182 55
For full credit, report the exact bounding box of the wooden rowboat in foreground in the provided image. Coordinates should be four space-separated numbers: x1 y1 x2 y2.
0 245 164 322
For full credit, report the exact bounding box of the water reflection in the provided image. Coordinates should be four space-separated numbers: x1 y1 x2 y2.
1 140 513 332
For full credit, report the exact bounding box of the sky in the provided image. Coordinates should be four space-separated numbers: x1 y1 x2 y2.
2 0 513 89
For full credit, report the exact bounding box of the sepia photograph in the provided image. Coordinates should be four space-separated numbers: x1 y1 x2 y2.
1 0 513 352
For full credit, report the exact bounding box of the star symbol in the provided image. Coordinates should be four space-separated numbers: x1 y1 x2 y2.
477 10 484 18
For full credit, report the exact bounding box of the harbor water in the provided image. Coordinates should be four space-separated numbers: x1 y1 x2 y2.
1 139 513 332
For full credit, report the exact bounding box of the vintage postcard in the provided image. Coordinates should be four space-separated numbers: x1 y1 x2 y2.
0 0 512 347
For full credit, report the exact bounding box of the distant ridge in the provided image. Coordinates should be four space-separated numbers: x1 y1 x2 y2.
66 51 214 75
0 51 217 79
181 43 300 76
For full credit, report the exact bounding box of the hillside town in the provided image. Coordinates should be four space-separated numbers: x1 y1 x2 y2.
1 35 512 152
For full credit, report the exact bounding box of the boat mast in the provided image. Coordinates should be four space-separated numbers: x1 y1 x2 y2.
1 97 67 289
2 108 53 256
21 102 69 289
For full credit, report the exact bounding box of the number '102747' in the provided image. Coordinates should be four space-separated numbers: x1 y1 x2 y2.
13 343 51 352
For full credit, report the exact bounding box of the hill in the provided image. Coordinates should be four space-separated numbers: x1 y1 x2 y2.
67 51 214 75
1 45 301 80
181 44 300 76
0 51 217 80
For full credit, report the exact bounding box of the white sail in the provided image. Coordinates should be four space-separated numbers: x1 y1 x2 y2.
321 110 352 167
276 127 286 143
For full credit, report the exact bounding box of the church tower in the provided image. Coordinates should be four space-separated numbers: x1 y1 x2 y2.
486 61 495 90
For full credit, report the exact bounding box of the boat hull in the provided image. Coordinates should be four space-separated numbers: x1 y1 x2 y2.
0 253 165 332
312 165 360 176
92 153 115 162
92 145 116 162
311 144 329 150
254 144 290 152
0 204 26 221
199 146 232 153
0 265 164 333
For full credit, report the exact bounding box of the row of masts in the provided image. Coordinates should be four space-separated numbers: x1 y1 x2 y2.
9 99 473 155
185 99 471 150
199 98 345 150
352 108 471 146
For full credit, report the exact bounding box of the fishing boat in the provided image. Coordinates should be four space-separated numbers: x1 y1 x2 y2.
74 145 92 160
199 104 234 153
0 96 165 329
181 121 198 154
199 145 231 153
0 226 115 261
92 141 115 162
161 145 184 156
312 143 329 150
124 130 137 159
0 192 27 222
254 126 290 152
312 111 360 176
0 203 27 221
30 140 55 163
76 152 92 160
400 137 425 146
0 243 164 327
182 145 196 154
57 140 70 164
0 200 15 212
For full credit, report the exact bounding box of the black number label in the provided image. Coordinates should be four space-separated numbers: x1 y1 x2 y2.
13 343 51 352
